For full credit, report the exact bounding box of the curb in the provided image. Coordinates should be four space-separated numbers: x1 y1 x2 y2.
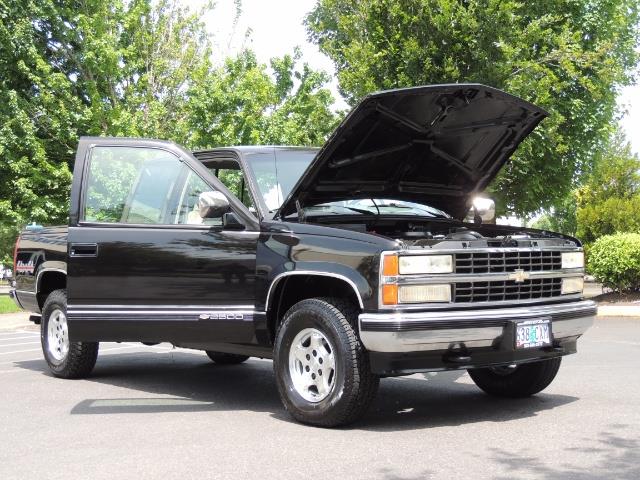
597 305 640 317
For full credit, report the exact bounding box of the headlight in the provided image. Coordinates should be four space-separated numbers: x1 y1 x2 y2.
398 284 451 303
561 252 584 269
561 277 584 294
398 255 453 274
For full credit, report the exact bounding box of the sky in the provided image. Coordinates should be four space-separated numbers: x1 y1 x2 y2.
201 0 640 154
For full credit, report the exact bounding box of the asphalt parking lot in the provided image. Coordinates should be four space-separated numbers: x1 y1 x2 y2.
0 317 638 480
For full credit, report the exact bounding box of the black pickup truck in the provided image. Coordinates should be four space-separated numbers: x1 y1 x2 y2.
10 84 595 427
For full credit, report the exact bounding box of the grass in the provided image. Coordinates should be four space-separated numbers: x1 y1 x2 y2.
0 295 21 314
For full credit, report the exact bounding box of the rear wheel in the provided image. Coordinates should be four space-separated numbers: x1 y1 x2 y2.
205 351 250 365
273 298 379 427
41 289 99 378
468 358 562 398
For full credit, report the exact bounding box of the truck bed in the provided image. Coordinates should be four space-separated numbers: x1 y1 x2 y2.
13 225 68 313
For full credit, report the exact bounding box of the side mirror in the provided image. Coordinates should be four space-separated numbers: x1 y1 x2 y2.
198 191 230 219
222 212 245 230
466 197 496 224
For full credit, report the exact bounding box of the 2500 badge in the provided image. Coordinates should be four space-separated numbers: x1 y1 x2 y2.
199 312 248 321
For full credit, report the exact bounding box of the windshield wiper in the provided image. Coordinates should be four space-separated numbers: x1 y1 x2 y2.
343 206 373 215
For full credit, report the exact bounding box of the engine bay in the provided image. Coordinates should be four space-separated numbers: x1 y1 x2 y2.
317 217 580 249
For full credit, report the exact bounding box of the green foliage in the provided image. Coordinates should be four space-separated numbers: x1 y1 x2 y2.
186 49 339 148
0 0 339 263
530 192 578 236
0 296 21 314
588 233 640 292
306 0 640 217
0 0 80 262
575 133 640 243
577 196 640 243
0 0 206 260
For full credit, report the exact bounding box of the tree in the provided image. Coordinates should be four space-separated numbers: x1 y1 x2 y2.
0 0 212 262
186 48 339 148
0 0 339 263
0 0 81 263
575 132 640 243
530 193 578 237
306 0 640 216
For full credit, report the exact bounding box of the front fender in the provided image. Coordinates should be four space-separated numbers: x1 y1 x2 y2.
256 232 383 311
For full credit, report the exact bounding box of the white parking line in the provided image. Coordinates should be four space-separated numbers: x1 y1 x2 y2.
0 356 42 365
0 335 40 342
0 348 42 356
0 341 41 347
100 344 143 352
123 342 176 352
0 330 38 336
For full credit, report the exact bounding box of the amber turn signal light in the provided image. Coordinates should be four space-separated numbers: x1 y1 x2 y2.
382 255 399 276
382 284 398 305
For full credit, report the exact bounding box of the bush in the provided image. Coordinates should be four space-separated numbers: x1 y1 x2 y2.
576 195 640 244
588 233 640 293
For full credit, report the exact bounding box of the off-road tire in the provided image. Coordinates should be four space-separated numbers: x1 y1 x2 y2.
41 289 99 379
468 357 562 398
205 351 250 365
273 297 379 427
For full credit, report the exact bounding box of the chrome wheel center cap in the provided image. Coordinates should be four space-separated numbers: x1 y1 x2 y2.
288 328 336 402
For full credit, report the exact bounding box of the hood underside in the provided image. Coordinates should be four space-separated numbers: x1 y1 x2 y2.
278 84 548 219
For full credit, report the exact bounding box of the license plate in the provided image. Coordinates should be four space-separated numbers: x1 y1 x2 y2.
515 318 552 349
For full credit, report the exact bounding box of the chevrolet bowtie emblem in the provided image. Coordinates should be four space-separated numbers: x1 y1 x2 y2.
508 268 530 283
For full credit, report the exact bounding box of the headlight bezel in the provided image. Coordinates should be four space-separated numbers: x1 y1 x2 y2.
380 253 454 306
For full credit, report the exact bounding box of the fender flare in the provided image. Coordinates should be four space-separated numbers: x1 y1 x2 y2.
35 266 67 294
265 271 365 310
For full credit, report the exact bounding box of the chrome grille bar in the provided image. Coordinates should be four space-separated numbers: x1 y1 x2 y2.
454 278 562 303
455 251 562 274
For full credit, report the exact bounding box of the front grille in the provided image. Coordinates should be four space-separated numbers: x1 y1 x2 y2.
454 278 562 303
455 251 562 274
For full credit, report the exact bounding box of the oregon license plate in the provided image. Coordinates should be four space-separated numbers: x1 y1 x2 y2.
515 318 552 349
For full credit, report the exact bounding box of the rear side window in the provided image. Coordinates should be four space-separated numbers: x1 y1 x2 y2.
83 146 221 225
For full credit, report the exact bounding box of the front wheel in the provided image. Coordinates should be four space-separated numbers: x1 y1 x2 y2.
273 298 379 427
41 289 99 379
468 357 562 398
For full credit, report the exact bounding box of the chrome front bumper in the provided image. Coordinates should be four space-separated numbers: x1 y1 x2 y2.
359 300 596 353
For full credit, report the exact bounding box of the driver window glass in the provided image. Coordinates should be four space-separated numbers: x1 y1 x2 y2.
85 146 183 224
84 145 223 226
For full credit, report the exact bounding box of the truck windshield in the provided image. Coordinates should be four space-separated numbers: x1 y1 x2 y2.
244 149 316 212
243 149 450 218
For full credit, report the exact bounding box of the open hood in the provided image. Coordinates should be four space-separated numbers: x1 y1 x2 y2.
277 84 547 219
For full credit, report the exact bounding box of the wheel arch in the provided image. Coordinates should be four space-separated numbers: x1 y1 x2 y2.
265 272 364 343
36 268 67 310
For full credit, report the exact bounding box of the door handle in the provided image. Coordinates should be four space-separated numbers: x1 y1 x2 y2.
70 243 98 257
